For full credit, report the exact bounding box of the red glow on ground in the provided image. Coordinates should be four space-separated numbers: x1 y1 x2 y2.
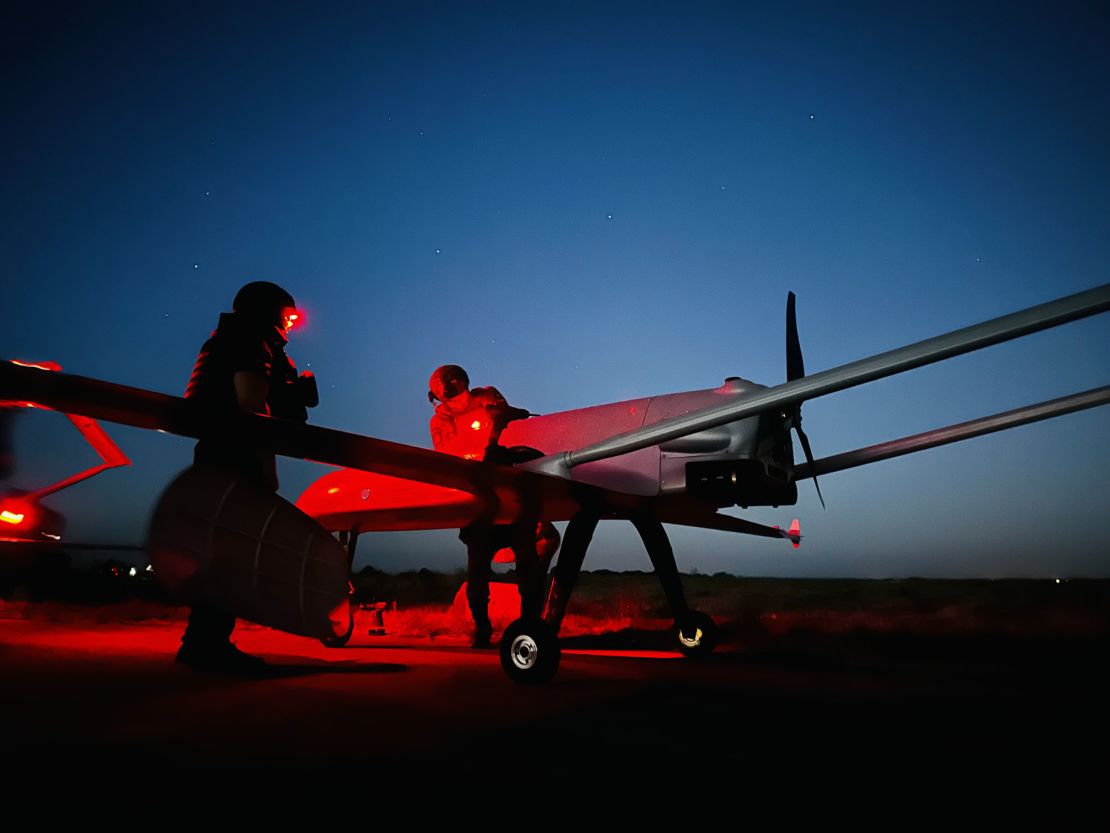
563 649 680 660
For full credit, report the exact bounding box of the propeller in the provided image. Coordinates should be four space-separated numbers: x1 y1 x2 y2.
786 292 805 382
786 292 825 509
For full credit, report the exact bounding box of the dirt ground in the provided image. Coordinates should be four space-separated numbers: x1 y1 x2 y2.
3 586 1107 795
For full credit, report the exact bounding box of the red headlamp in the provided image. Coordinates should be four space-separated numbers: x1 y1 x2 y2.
282 307 304 333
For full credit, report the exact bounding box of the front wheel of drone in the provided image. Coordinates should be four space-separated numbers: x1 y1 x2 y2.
499 618 560 684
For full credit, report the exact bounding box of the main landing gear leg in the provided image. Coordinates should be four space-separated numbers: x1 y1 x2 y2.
631 514 717 658
543 511 600 633
322 529 359 648
500 511 599 685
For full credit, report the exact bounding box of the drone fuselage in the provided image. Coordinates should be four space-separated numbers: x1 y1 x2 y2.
296 377 797 532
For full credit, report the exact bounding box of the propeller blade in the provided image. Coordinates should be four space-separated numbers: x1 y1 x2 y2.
794 423 825 509
786 291 805 381
788 292 821 506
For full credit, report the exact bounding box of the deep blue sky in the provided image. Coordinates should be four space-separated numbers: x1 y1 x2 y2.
5 1 1108 576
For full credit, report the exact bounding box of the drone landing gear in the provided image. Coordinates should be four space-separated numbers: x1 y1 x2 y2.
630 514 718 658
500 512 599 684
499 618 560 684
502 510 717 682
673 609 718 657
542 511 600 633
321 529 360 648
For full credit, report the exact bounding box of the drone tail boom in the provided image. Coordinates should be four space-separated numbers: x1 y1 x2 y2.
795 385 1110 480
657 506 801 546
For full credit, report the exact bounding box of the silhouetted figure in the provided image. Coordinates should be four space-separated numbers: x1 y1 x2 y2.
427 364 554 647
176 281 317 673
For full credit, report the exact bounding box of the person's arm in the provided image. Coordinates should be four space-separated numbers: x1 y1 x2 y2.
479 387 530 428
234 370 278 489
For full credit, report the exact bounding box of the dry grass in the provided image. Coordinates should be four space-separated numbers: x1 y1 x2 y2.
2 570 1108 638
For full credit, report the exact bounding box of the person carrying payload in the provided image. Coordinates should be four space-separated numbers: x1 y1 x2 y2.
175 280 318 672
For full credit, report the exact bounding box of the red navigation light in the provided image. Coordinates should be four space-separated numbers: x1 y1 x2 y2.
470 420 482 431
282 307 304 333
0 498 34 528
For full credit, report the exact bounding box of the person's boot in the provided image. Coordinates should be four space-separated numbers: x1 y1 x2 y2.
471 621 494 649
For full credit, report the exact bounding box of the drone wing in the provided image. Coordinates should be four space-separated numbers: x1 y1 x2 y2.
0 360 637 523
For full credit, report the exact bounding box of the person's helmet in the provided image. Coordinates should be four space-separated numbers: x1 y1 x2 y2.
428 365 469 403
232 281 297 331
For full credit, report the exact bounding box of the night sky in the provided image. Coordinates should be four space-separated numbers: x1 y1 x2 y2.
5 1 1109 577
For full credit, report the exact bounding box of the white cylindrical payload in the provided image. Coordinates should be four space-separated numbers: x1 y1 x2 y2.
147 466 349 640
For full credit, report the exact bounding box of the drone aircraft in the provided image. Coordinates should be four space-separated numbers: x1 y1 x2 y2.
0 360 134 549
2 283 1107 682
